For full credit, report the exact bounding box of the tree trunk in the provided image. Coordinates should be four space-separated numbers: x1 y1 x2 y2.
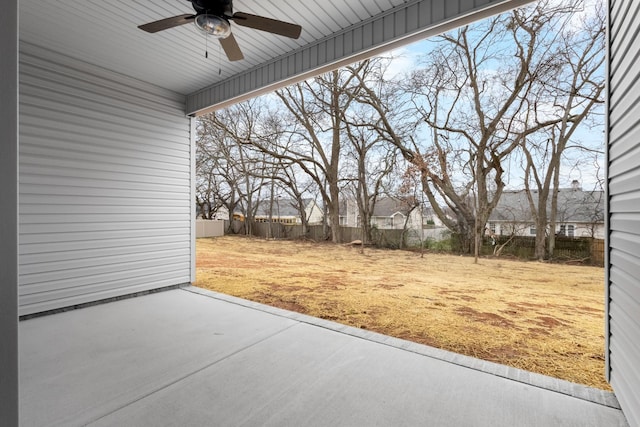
548 168 561 259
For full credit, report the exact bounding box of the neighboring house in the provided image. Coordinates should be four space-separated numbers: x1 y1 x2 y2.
196 204 230 220
213 206 230 220
422 205 448 228
371 197 423 230
252 198 323 225
198 199 322 224
339 197 423 231
488 181 605 239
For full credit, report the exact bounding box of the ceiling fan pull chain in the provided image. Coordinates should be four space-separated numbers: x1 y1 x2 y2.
205 32 209 59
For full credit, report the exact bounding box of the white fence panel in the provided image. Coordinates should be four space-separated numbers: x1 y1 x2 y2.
196 220 225 238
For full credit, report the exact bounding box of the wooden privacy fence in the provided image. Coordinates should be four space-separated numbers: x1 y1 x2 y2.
217 221 603 266
481 235 605 266
224 220 316 240
590 238 605 266
222 221 441 248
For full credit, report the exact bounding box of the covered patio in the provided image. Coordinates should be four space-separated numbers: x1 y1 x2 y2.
20 287 626 426
2 0 640 425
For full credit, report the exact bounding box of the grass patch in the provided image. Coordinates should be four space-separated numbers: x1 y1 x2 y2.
195 235 609 390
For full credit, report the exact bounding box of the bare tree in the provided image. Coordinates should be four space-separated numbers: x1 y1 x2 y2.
278 165 321 237
235 67 366 243
519 0 605 259
341 59 402 243
256 160 320 238
199 99 272 235
342 1 600 255
201 95 328 239
277 69 365 242
258 107 323 238
411 2 594 253
196 117 243 224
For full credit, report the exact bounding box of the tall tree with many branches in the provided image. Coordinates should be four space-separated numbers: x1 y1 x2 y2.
346 0 600 253
340 58 403 244
199 99 272 235
518 0 606 260
221 67 367 242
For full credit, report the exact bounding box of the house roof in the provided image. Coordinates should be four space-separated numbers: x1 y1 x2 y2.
489 187 605 224
339 197 419 217
254 198 313 217
372 197 418 217
20 0 532 116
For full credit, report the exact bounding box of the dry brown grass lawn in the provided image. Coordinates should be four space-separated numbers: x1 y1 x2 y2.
195 235 609 390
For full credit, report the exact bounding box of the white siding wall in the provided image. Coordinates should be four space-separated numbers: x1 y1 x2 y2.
19 43 192 316
607 1 640 426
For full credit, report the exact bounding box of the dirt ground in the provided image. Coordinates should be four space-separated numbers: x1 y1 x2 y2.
195 235 609 390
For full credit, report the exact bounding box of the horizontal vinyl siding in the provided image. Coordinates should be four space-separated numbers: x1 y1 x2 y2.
607 1 640 426
19 43 192 315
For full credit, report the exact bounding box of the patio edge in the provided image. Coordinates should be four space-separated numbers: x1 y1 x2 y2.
183 285 620 410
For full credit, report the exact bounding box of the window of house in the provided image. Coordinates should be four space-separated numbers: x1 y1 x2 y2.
529 224 536 235
567 224 575 238
489 222 496 234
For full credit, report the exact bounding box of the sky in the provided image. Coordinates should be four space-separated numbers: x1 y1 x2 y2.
373 0 605 191
216 0 606 198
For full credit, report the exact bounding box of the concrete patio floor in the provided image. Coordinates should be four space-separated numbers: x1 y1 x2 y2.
19 286 628 427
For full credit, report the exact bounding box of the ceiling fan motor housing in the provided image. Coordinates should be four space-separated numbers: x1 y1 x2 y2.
190 0 233 17
138 0 301 61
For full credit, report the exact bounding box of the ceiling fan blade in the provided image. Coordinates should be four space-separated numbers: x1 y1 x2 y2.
138 14 195 33
231 12 302 39
219 33 244 61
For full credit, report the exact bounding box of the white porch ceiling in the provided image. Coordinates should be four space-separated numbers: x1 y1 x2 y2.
19 0 532 115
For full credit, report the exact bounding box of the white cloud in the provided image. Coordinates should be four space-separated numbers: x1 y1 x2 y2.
375 45 421 80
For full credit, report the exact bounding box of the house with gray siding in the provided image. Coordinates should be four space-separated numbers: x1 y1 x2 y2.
1 0 638 426
488 182 605 239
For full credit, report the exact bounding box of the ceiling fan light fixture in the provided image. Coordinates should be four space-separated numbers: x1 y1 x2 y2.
195 14 231 38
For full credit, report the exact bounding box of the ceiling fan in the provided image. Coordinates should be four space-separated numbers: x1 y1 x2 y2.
138 0 302 62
